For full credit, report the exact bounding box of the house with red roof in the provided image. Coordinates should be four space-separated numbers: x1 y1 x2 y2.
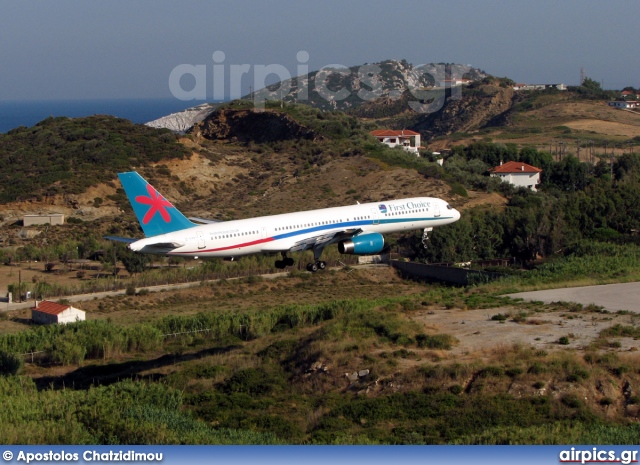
370 129 423 154
489 161 542 191
31 300 86 325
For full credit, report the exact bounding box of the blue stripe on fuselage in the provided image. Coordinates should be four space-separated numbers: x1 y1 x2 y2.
269 216 453 241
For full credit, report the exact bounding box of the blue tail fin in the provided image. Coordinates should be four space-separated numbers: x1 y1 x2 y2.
118 172 196 237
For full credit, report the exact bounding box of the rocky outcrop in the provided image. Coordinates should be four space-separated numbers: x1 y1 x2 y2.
411 80 517 140
250 59 487 112
191 108 320 144
146 103 218 133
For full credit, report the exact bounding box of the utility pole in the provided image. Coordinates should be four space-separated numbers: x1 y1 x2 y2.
113 247 117 291
610 148 614 183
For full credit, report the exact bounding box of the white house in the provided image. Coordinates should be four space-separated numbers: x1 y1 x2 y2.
513 83 566 91
370 129 423 154
489 161 542 191
608 101 639 109
31 300 86 325
436 78 473 87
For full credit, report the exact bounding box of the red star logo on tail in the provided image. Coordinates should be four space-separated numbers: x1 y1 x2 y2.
135 184 173 224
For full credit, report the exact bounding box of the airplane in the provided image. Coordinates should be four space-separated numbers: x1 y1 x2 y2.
106 171 461 272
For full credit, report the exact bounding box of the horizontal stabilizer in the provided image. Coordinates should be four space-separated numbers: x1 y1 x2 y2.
103 236 138 244
188 217 223 224
142 242 185 249
129 241 185 252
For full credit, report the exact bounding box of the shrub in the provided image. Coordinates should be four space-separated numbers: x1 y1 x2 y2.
449 384 463 395
125 285 136 296
505 367 524 377
415 333 457 350
480 366 505 378
558 336 570 345
450 182 468 197
561 394 582 409
0 350 23 376
528 362 546 374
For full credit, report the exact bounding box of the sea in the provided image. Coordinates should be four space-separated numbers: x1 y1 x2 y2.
0 98 208 134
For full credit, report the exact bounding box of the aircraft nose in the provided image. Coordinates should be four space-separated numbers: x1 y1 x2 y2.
453 208 461 221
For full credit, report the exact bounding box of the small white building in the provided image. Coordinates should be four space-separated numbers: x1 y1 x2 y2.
489 161 542 191
608 101 639 109
23 214 64 226
370 129 423 154
31 300 86 325
513 83 566 91
436 78 473 87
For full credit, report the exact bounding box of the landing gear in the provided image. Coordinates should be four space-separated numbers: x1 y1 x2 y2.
306 262 317 272
275 252 295 269
306 245 327 272
422 227 433 249
306 261 326 273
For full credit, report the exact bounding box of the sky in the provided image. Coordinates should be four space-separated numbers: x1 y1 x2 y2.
1 0 639 101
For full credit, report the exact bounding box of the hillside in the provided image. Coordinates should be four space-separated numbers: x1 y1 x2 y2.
0 103 470 232
0 115 190 204
250 59 487 112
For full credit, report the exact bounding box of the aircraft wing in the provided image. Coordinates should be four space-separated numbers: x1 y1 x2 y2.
103 236 138 244
289 228 362 252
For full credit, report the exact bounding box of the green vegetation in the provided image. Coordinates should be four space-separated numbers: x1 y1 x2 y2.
0 115 190 202
1 268 640 444
411 144 640 266
0 376 277 444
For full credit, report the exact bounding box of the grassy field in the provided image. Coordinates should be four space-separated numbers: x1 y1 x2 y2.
1 264 640 444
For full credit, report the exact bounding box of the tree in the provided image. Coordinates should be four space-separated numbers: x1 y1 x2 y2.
120 251 151 276
581 77 602 93
0 350 23 376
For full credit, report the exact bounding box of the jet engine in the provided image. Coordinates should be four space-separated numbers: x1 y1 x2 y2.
338 232 384 255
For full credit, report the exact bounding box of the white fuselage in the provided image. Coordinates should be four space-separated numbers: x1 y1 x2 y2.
128 197 460 258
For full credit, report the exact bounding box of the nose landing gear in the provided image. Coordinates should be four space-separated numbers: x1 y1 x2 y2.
422 227 433 249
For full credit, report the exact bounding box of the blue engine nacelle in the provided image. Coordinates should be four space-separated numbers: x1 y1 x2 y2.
338 232 385 255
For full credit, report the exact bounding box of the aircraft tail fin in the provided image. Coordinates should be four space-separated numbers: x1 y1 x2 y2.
118 171 196 237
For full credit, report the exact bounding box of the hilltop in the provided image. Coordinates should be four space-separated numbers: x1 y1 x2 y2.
250 59 487 112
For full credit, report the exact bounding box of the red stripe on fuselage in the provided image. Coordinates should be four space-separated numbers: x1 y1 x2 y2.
171 237 275 255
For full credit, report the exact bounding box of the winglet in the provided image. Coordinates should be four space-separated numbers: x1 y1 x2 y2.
118 172 196 237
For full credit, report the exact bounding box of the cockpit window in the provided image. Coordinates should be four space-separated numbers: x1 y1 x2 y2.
446 204 453 210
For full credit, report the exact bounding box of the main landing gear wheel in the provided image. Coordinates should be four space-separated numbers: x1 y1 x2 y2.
275 253 295 269
306 261 326 272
